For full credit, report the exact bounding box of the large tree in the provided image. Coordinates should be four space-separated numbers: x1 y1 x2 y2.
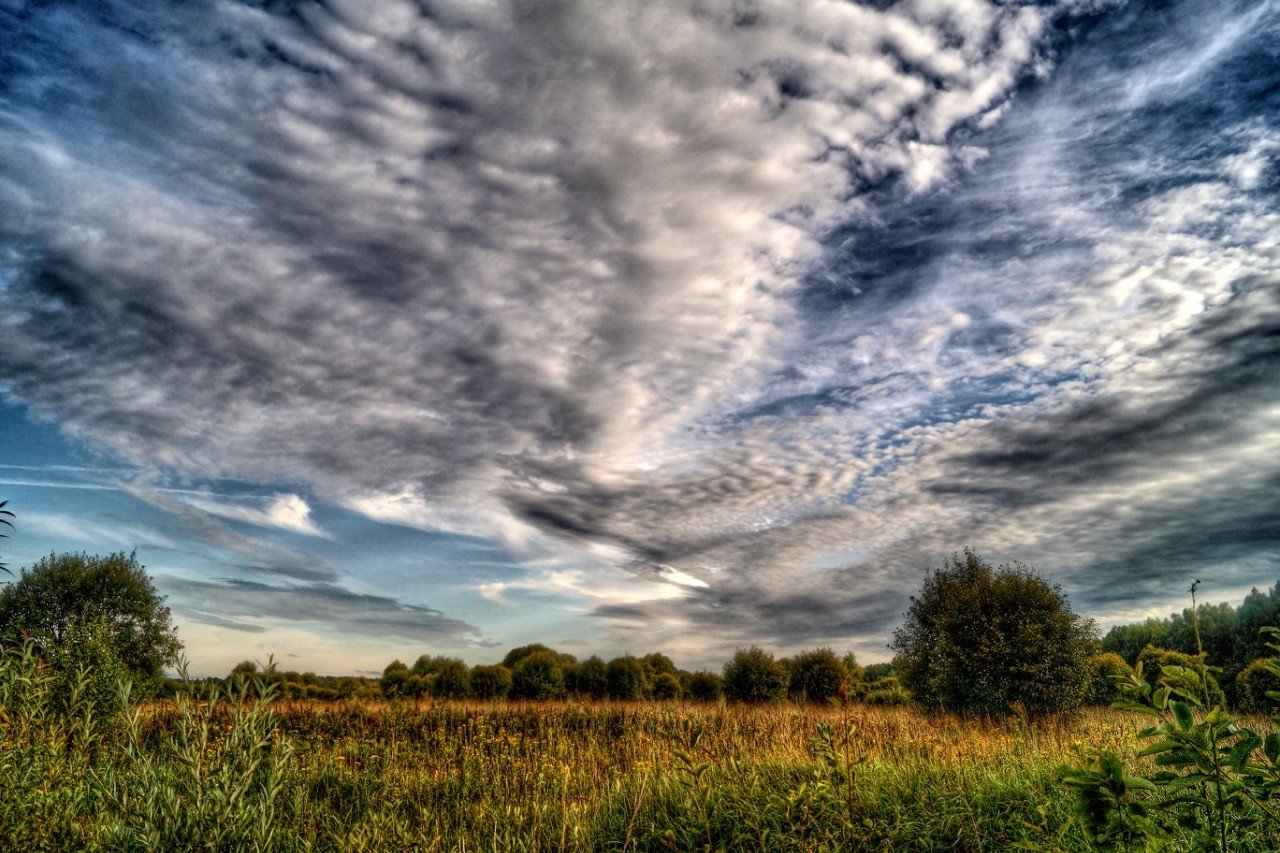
0 551 182 685
891 548 1095 717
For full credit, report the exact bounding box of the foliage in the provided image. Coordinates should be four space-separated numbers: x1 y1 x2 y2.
891 548 1095 717
1061 627 1280 852
1103 582 1280 706
723 646 789 703
571 655 608 698
0 551 181 687
650 671 682 700
606 655 649 700
862 676 912 706
1084 652 1133 706
502 643 576 670
469 663 511 699
429 658 471 699
789 647 849 703
1235 658 1280 713
682 670 723 702
1135 644 1226 708
379 659 411 697
509 650 566 700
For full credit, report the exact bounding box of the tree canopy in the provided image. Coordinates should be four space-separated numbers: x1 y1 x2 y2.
0 551 181 685
891 548 1095 717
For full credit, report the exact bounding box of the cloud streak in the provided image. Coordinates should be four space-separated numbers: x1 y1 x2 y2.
1 0 1277 661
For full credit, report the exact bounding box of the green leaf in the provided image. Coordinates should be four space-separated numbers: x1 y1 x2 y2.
1171 701 1194 730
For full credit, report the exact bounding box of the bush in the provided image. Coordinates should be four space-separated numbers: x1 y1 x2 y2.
891 548 1095 717
650 672 682 700
570 655 608 699
789 648 848 703
863 676 911 706
469 664 512 699
0 551 181 688
606 656 648 700
723 647 789 703
430 659 471 699
380 660 411 697
1135 645 1226 708
1084 652 1132 706
509 652 565 700
1235 658 1280 713
682 670 723 702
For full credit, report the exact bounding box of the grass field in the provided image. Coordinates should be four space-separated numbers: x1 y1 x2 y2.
6 653 1173 853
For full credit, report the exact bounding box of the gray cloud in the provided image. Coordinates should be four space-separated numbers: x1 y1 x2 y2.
1 0 1278 661
164 576 484 646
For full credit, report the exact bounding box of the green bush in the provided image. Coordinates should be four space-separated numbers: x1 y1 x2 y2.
606 655 648 700
0 552 181 688
509 651 566 700
1135 644 1226 708
723 647 789 703
650 672 682 700
429 659 471 699
469 664 512 699
682 670 723 702
891 548 1095 717
788 648 848 703
570 655 608 698
1235 658 1280 713
1084 651 1132 706
862 676 911 706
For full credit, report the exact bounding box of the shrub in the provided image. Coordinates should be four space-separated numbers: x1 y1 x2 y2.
469 664 512 699
1235 658 1280 713
570 655 608 699
682 670 723 702
891 548 1095 717
380 660 411 697
1135 645 1226 708
862 676 911 706
430 659 471 699
1084 652 1132 706
0 551 181 688
723 647 789 703
509 651 566 700
789 648 848 703
650 672 682 700
606 656 648 700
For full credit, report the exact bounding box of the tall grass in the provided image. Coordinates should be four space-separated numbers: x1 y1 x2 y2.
1 645 1250 850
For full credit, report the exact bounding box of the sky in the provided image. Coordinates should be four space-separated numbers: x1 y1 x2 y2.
1 0 1278 677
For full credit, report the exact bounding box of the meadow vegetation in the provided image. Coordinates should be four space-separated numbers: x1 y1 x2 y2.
8 542 1280 848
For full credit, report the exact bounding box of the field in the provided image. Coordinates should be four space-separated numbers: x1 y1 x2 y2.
5 663 1164 852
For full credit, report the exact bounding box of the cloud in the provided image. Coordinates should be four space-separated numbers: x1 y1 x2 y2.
1 0 1277 661
182 492 330 539
163 576 485 646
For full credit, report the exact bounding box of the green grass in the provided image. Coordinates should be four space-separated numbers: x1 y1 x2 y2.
5 648 1270 850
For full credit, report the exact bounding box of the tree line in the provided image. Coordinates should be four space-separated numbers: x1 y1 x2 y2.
5 544 1280 719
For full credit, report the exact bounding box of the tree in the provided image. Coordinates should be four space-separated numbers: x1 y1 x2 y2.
0 551 181 686
650 672 682 700
1084 652 1132 706
571 655 608 699
1235 658 1280 713
891 548 1095 717
789 648 848 703
683 670 723 702
470 664 512 699
606 655 648 700
723 646 789 703
430 658 471 699
509 650 566 700
381 659 411 697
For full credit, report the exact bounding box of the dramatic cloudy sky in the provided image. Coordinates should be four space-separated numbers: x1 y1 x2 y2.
1 0 1277 675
